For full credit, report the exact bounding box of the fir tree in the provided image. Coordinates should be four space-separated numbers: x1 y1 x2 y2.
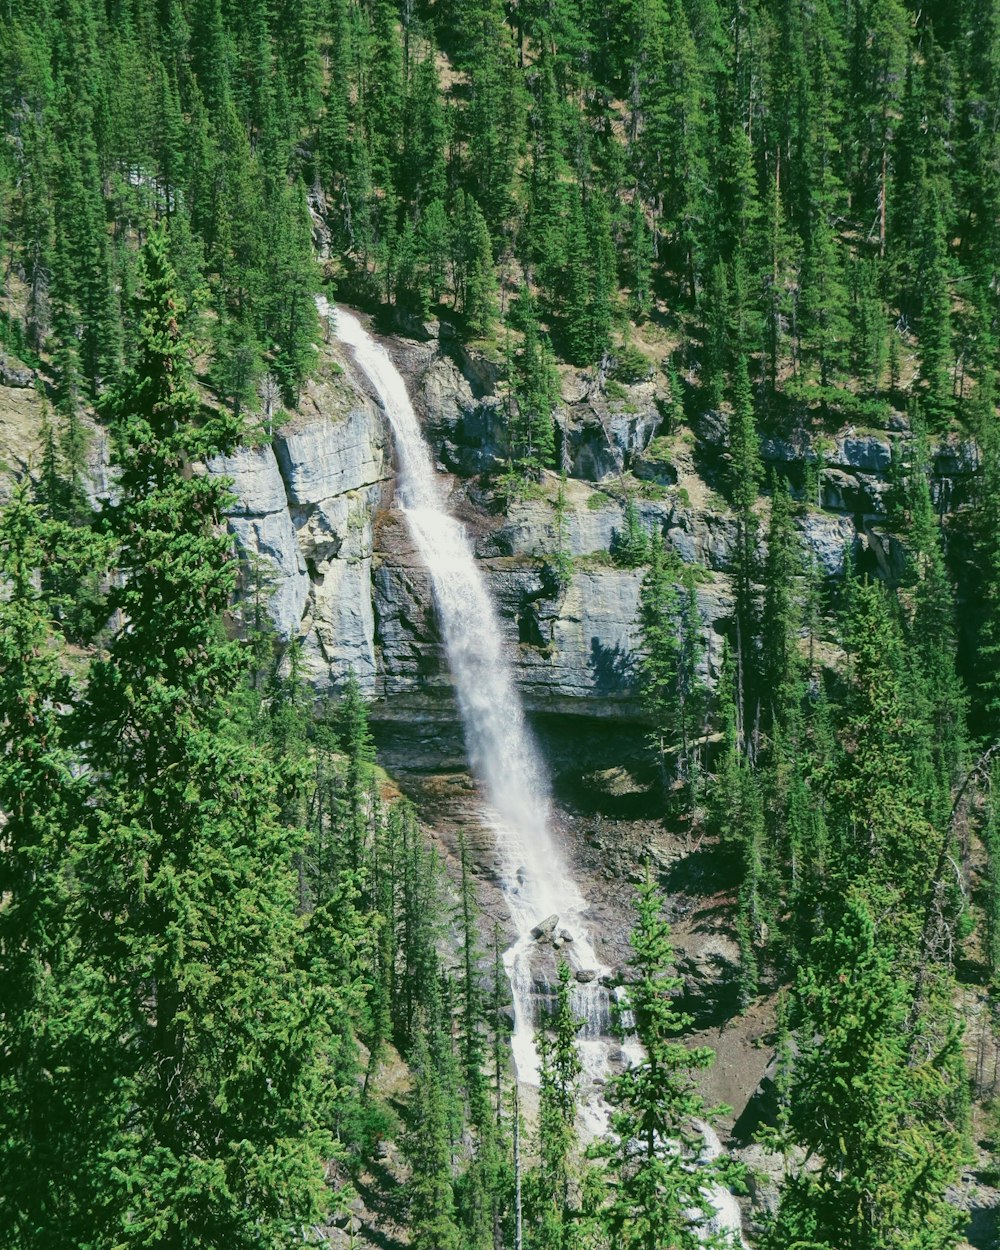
763 893 964 1250
70 225 333 1245
591 872 742 1249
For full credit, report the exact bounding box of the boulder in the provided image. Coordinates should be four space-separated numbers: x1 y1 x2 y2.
531 914 560 941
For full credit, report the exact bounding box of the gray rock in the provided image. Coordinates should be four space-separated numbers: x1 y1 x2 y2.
760 431 816 465
511 567 645 711
303 553 379 691
820 467 888 515
209 443 289 516
832 430 893 473
574 968 599 983
229 512 309 641
564 400 662 482
531 914 560 941
423 356 509 474
678 933 741 994
483 482 675 560
796 510 857 576
276 405 385 504
0 358 34 388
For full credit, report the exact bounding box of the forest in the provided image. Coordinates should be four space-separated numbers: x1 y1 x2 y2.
1 0 1000 1246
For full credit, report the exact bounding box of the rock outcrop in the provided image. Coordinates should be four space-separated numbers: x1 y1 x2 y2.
201 310 967 728
209 364 392 694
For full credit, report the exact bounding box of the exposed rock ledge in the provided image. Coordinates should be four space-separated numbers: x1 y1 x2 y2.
206 314 955 724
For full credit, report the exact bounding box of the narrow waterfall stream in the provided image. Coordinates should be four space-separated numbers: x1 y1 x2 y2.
322 300 745 1243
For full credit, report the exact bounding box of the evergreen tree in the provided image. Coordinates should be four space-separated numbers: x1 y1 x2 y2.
0 489 100 1245
70 226 333 1245
763 893 964 1250
508 294 560 477
529 961 584 1250
404 1018 463 1250
728 353 763 748
591 872 741 1249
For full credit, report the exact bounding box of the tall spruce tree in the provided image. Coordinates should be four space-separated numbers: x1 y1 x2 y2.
763 893 964 1250
590 872 741 1249
70 225 333 1246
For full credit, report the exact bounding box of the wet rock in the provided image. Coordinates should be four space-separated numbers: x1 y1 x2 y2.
531 914 560 941
557 928 574 942
574 968 599 983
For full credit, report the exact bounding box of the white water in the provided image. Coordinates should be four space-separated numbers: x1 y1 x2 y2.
323 300 744 1243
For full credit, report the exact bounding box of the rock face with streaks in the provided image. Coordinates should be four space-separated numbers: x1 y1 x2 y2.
208 365 392 694
199 313 963 728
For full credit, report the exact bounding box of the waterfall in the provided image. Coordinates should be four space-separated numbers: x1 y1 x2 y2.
322 300 745 1244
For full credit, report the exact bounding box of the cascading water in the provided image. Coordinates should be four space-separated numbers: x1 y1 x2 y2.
322 299 744 1244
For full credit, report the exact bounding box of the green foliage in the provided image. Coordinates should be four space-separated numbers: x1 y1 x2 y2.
507 294 560 478
525 962 585 1250
590 872 742 1249
636 536 708 801
762 893 964 1250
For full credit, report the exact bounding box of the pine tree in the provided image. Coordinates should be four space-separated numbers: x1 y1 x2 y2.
761 480 805 735
832 578 937 910
70 225 333 1245
762 892 964 1250
507 293 559 477
902 411 967 803
728 353 763 748
0 489 101 1245
529 961 584 1250
636 535 683 794
453 193 497 336
404 1020 463 1250
590 872 741 1249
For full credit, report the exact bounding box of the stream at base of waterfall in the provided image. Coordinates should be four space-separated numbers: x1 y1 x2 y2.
321 298 746 1245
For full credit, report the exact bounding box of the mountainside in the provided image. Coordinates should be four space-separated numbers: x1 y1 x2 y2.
3 1 1000 1248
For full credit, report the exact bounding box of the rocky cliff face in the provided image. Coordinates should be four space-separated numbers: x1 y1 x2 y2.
207 313 965 736
3 312 966 735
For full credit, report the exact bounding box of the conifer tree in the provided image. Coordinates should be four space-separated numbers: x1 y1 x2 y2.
404 1018 463 1250
763 893 964 1250
529 961 584 1250
508 294 560 477
70 225 333 1245
761 480 805 735
0 488 101 1246
728 353 763 748
591 872 741 1249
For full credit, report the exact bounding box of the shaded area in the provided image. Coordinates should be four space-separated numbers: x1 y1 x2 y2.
589 635 637 695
